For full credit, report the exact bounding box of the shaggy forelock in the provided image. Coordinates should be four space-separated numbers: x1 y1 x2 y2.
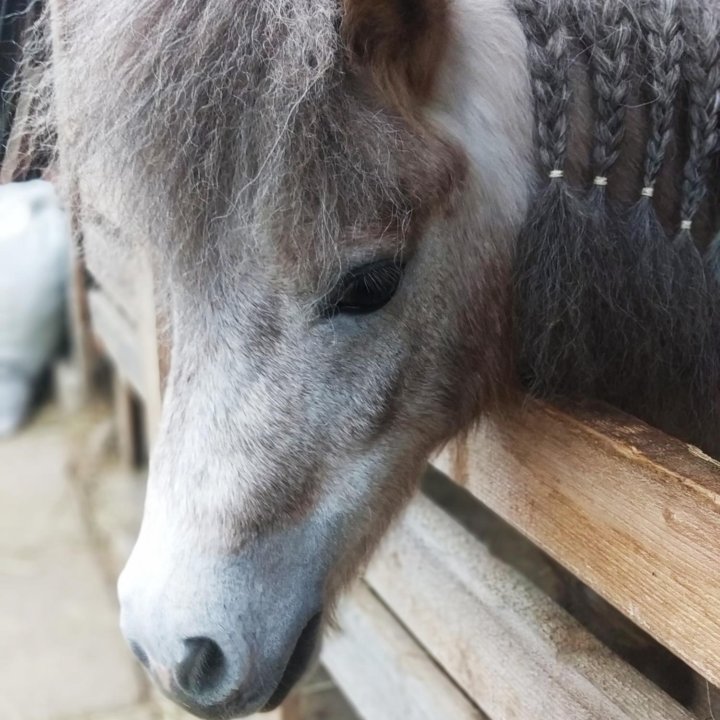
41 0 449 284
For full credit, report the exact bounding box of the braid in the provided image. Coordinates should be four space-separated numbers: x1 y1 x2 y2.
698 0 720 279
661 1 720 439
616 0 692 429
579 2 634 180
553 2 637 398
679 3 720 231
640 0 683 190
514 0 571 173
513 0 596 394
684 2 720 447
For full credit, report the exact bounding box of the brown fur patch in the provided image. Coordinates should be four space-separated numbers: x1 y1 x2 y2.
334 0 467 257
341 0 450 113
340 1 467 232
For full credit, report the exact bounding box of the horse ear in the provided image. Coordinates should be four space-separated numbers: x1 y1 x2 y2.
341 0 450 110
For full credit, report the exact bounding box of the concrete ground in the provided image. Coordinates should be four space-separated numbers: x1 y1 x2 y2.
0 401 356 720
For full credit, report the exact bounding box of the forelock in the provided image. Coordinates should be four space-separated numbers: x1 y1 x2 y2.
43 0 458 283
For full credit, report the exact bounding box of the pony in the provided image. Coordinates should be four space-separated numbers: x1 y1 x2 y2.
15 0 720 716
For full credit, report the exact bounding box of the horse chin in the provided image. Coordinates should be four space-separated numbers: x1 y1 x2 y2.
261 611 323 712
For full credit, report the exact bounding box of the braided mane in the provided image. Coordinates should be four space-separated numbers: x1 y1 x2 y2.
514 0 720 454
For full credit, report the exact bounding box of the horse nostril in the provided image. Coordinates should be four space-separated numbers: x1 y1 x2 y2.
175 637 227 697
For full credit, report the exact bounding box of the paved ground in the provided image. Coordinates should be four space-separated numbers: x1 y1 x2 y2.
0 402 356 720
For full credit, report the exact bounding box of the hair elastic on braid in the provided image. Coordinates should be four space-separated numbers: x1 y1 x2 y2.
679 3 719 245
563 1 634 394
664 0 720 445
512 0 593 394
614 0 683 425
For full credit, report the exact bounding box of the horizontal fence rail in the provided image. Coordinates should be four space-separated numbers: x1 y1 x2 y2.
358 493 694 720
434 399 720 689
323 583 487 720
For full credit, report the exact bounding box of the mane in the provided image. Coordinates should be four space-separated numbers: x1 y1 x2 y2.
513 0 720 454
16 0 459 289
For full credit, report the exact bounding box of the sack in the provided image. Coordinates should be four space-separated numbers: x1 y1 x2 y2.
0 180 69 436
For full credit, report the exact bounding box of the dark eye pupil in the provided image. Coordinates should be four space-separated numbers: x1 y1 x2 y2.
324 260 404 317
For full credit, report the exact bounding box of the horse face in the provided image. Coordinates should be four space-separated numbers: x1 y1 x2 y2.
93 0 531 716
117 215 490 716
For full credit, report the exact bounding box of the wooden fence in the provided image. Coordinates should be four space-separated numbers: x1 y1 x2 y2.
65 193 720 720
4 3 720 715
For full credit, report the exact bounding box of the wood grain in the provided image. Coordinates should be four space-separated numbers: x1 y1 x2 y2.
136 257 163 449
366 493 696 720
433 399 720 688
112 372 138 467
0 69 34 183
87 288 143 397
323 583 487 720
82 216 140 323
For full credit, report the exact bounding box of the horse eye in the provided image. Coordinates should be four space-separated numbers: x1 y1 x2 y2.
323 260 404 318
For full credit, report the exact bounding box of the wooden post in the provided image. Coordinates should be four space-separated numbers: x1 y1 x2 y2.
137 254 164 450
112 372 140 467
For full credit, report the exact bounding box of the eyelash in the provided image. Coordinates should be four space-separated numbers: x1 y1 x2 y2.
321 260 405 318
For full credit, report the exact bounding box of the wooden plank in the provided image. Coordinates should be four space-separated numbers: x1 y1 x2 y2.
66 215 97 398
82 215 140 323
366 493 696 720
136 256 163 449
87 288 144 397
322 584 487 720
433 398 720 690
112 372 140 468
0 71 34 183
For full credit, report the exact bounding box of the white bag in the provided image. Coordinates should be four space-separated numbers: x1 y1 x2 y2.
0 180 69 436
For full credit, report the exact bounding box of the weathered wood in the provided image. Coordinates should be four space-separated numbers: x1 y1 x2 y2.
82 215 140 323
433 398 720 690
0 70 34 183
323 583 487 720
366 493 696 720
112 372 140 468
87 288 143 397
137 256 163 449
